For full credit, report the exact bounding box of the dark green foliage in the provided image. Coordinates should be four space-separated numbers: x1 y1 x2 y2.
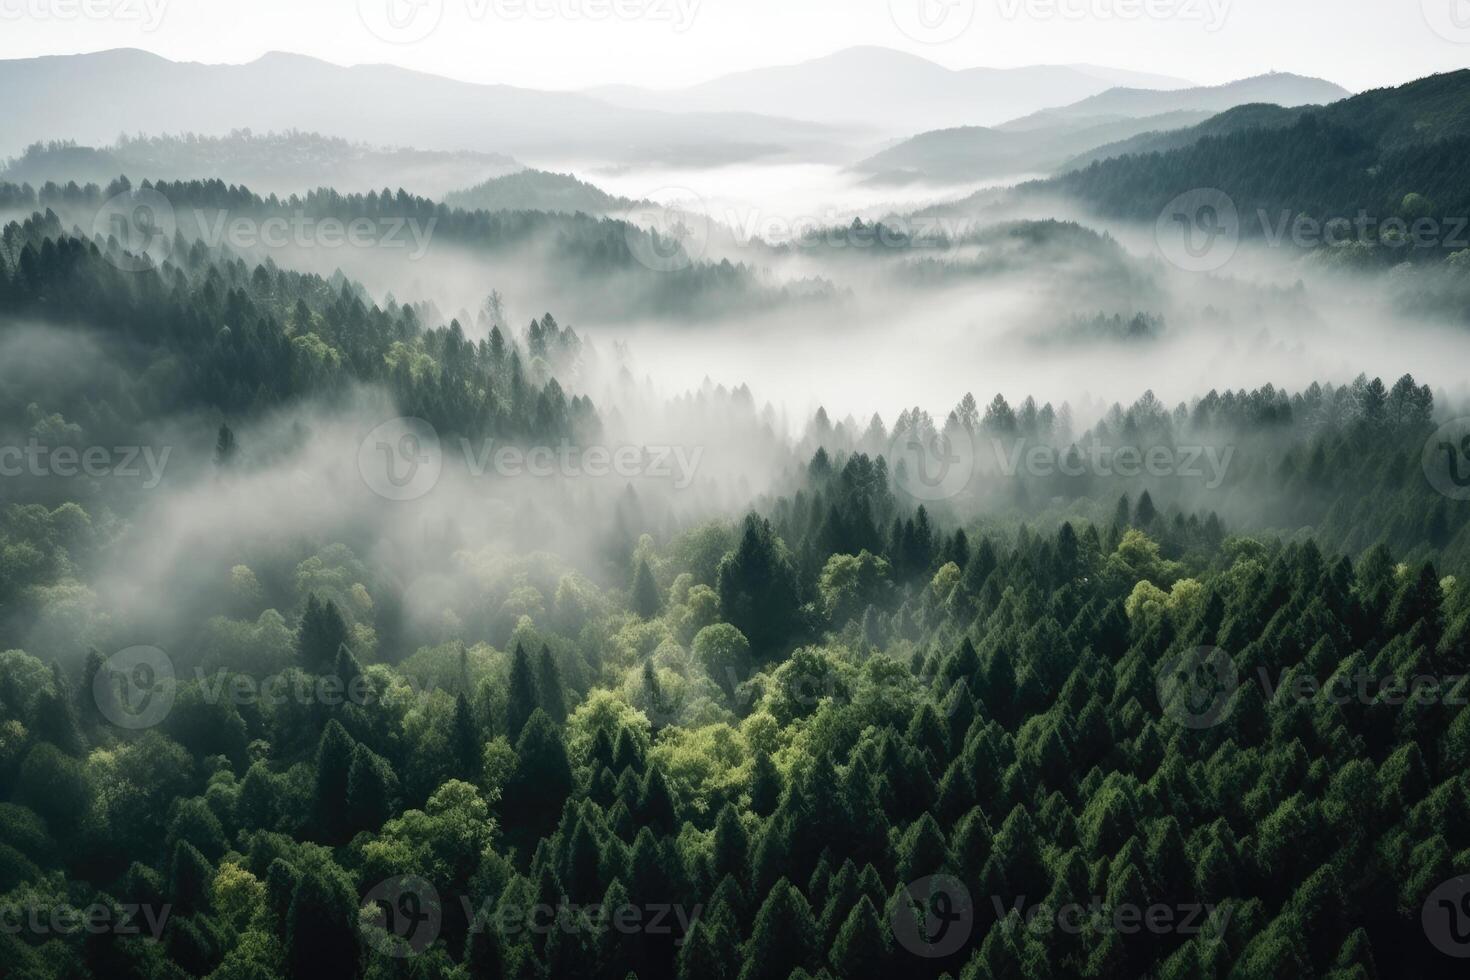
505 709 572 833
284 865 359 980
632 557 663 619
718 515 802 659
506 643 539 742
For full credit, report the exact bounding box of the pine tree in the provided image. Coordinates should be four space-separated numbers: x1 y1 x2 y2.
297 595 349 674
737 878 819 980
712 803 750 885
214 422 238 467
312 719 355 843
750 749 782 817
506 709 572 832
506 643 539 741
1135 490 1158 527
535 646 567 723
346 744 394 835
284 866 360 980
465 914 507 979
452 691 483 782
632 557 662 619
828 895 890 980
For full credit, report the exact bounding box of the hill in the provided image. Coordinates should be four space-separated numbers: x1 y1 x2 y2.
1001 71 1349 130
586 46 1192 134
854 110 1212 184
1059 103 1305 171
1042 70 1470 257
0 131 520 198
441 170 640 214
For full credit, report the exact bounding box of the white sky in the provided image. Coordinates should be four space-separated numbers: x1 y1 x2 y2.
0 0 1466 93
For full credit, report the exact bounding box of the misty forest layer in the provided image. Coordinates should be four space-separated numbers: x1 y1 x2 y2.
3 36 1470 980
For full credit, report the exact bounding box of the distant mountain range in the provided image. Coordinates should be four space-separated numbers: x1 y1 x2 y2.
853 72 1349 183
0 49 854 167
585 46 1193 134
0 131 520 198
1000 72 1351 129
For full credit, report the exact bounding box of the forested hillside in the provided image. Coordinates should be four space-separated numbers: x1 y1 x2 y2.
2 201 1470 979
1044 71 1470 260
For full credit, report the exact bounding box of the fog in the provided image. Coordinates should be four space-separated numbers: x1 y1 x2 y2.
8 152 1470 670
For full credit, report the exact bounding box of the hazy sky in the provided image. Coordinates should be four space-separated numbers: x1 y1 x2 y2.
0 0 1465 92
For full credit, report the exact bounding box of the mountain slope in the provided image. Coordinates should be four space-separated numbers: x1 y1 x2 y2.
586 46 1193 134
1059 103 1305 171
854 110 1213 183
1000 72 1349 130
0 49 851 166
1041 70 1470 257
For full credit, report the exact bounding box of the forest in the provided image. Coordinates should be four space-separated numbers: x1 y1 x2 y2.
2 204 1470 979
4 16 1470 980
